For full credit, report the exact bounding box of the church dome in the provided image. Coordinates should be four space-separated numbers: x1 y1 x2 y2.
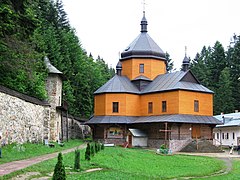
120 12 166 61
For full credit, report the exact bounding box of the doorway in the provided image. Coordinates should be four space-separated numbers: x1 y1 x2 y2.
192 124 201 139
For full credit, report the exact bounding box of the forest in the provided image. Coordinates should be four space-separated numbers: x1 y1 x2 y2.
0 0 115 118
1 0 240 117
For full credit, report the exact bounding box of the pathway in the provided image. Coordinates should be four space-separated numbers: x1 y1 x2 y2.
0 143 86 176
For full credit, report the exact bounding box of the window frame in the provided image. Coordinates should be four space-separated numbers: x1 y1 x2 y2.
139 64 144 73
148 102 153 114
162 101 167 112
112 102 119 113
194 100 199 112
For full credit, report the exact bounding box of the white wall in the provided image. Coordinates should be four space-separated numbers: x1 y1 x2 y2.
132 137 148 147
213 127 240 146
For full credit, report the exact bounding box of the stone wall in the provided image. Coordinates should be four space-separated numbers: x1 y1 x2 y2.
0 85 50 144
62 114 91 140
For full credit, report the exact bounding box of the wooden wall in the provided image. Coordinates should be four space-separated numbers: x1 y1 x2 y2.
121 58 166 80
94 90 213 116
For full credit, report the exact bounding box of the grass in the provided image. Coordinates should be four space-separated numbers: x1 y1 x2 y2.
0 139 83 164
193 160 240 180
2 146 225 180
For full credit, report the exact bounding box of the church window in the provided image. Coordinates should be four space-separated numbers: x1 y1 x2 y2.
217 133 219 139
139 64 144 73
222 133 224 139
162 101 167 112
233 132 235 139
148 102 153 113
112 102 119 113
194 100 199 112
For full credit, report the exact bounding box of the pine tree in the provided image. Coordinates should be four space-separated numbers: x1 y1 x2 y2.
214 67 234 114
74 149 80 170
165 52 174 72
85 143 91 161
101 143 105 150
53 153 66 180
90 143 95 156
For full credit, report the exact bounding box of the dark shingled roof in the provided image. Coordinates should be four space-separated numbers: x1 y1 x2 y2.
120 13 165 60
86 115 221 125
94 75 140 94
121 33 166 60
142 71 213 94
94 71 213 95
132 75 152 81
44 56 62 75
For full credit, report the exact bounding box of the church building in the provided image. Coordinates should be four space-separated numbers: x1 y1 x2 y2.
86 12 221 152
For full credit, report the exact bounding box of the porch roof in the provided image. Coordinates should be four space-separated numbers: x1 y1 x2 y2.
86 114 222 125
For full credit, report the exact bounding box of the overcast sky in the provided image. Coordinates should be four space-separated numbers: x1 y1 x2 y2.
62 0 240 70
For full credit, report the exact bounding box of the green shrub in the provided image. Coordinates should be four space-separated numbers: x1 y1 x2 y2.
90 144 95 156
85 143 91 161
53 152 66 180
101 143 105 150
74 149 80 170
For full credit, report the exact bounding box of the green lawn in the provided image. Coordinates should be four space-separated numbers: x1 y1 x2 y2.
2 146 226 180
0 139 83 164
193 160 240 180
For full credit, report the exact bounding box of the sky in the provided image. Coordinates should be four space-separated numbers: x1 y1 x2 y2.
62 0 240 70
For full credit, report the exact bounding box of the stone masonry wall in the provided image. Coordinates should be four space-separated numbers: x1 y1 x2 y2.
0 86 50 144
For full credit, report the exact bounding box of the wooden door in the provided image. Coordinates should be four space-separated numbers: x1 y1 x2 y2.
128 135 132 147
192 125 201 139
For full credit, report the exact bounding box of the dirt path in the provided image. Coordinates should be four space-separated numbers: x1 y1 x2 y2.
0 143 86 176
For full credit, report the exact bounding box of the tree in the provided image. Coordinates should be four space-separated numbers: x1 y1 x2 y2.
74 149 80 170
90 143 95 157
53 152 66 180
165 52 174 72
227 34 240 111
214 67 234 114
85 143 91 160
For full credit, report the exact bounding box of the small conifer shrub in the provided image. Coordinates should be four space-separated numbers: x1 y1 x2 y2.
90 143 95 156
53 152 66 180
85 143 91 161
101 143 105 150
74 149 80 170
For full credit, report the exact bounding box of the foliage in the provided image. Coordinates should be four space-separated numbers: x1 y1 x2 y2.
53 152 66 180
85 143 91 161
190 35 240 114
0 0 114 116
165 52 175 72
74 149 80 170
101 143 105 150
90 143 95 157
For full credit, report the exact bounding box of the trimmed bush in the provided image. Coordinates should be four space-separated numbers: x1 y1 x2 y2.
101 143 105 150
74 149 80 170
85 143 91 161
53 152 66 180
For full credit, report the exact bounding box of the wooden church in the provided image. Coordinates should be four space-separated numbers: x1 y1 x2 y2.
86 12 221 152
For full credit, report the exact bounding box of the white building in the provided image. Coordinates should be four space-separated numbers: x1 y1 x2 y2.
213 112 240 147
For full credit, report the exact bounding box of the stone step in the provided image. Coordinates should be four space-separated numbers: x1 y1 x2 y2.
180 140 223 153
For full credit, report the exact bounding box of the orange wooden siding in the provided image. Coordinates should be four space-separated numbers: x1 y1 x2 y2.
140 91 179 115
121 58 166 80
94 90 213 116
178 90 213 116
95 93 140 116
94 94 106 115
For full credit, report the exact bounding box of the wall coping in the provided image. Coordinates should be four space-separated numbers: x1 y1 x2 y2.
0 85 50 106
